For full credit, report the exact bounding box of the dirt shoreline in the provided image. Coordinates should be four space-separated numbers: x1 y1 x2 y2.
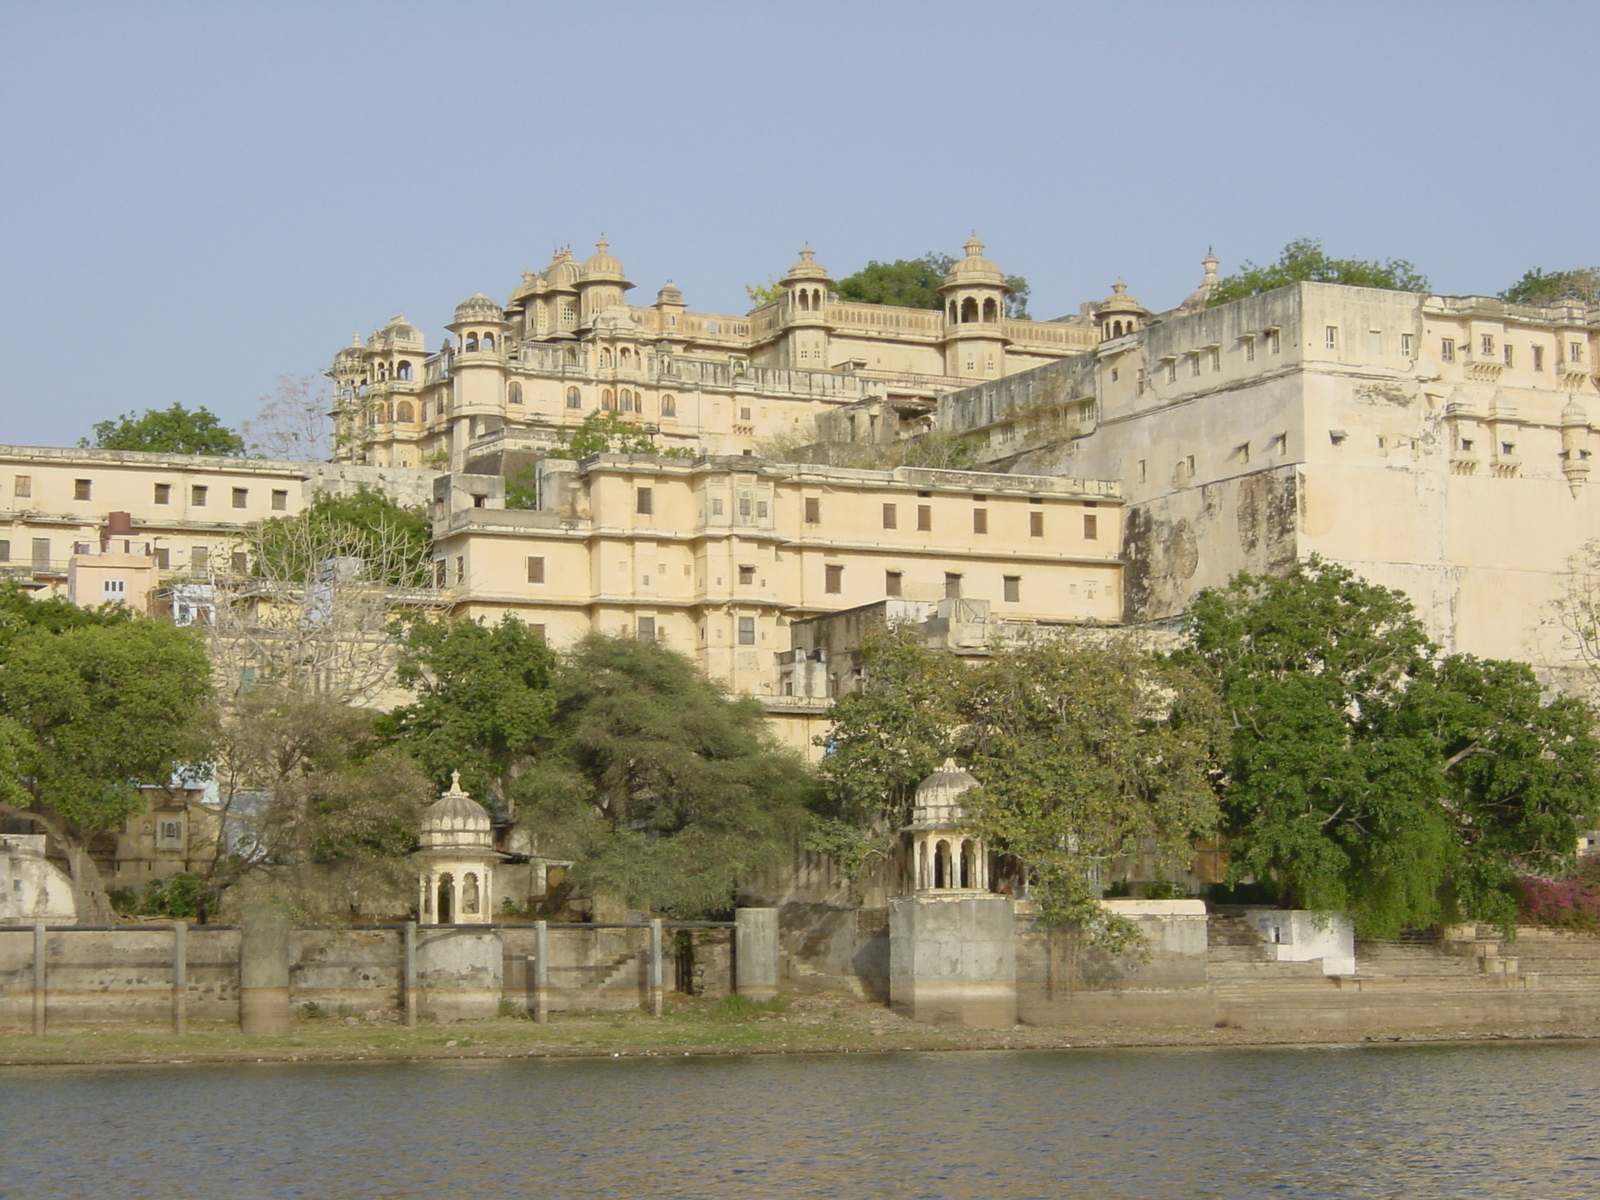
5 995 1598 1068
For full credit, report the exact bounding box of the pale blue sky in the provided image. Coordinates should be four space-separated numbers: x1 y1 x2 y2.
1 0 1596 448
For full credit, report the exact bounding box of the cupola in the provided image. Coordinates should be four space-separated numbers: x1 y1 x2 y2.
903 758 991 894
415 771 499 925
1095 280 1148 340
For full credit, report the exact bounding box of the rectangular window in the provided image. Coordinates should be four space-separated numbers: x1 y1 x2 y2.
1325 326 1338 351
1401 333 1414 355
191 485 208 506
191 546 209 569
944 572 962 600
1003 575 1021 603
824 564 843 594
739 407 752 421
434 560 447 587
73 479 91 501
1209 347 1221 372
1481 334 1495 357
756 501 768 519
527 556 545 583
1572 341 1586 363
454 556 465 585
528 624 546 643
1137 460 1147 483
1504 344 1514 367
1441 338 1455 362
232 487 248 509
738 564 755 585
972 507 988 534
1165 359 1178 383
31 538 49 568
1533 344 1545 372
13 475 31 498
804 497 820 524
0 540 8 561
738 497 751 518
736 617 755 645
638 617 657 643
881 503 897 529
1245 338 1256 363
154 483 171 504
1367 331 1382 354
230 551 248 573
1030 511 1044 538
1266 329 1281 354
916 504 932 531
271 489 288 511
1083 514 1098 540
711 497 724 516
1189 354 1201 378
1185 454 1196 478
885 570 902 597
635 487 653 515
154 547 169 569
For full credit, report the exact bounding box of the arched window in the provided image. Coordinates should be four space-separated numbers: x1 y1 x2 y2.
397 361 413 381
934 839 951 889
482 333 495 351
620 347 633 367
959 840 975 889
566 386 582 409
960 297 978 323
436 873 454 924
812 289 823 310
508 381 523 405
620 388 634 412
602 389 616 410
465 334 479 352
948 301 958 321
563 345 577 365
601 348 614 369
660 394 677 417
396 401 414 423
462 872 480 915
982 298 998 322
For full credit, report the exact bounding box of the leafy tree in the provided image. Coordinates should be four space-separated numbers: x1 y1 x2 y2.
520 635 815 916
385 614 560 802
1208 238 1429 307
1498 267 1600 307
745 278 784 307
0 588 213 921
251 485 431 587
960 640 1223 947
548 410 695 462
81 403 246 456
1187 558 1600 936
836 252 1030 318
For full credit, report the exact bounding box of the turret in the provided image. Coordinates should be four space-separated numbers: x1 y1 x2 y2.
939 236 1010 379
780 246 834 368
1094 281 1148 341
577 238 633 324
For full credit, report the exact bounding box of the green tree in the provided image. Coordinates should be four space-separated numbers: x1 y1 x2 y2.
1187 559 1600 936
1208 238 1430 307
547 410 695 461
0 587 213 921
1498 267 1600 307
836 252 1031 318
745 277 784 307
81 403 246 456
960 640 1223 948
385 614 560 802
525 635 816 916
252 486 431 586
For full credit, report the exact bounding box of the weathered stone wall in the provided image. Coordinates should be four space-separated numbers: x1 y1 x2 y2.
889 896 1016 1028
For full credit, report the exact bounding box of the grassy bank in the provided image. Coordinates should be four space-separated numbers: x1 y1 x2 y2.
4 994 1599 1067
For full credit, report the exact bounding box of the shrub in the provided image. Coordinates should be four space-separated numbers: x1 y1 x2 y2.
1518 860 1600 934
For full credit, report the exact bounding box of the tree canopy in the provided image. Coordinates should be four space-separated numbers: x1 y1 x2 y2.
1187 558 1600 935
545 410 693 461
1498 267 1600 307
81 403 246 456
0 585 213 920
836 252 1031 318
1208 239 1430 307
251 485 432 586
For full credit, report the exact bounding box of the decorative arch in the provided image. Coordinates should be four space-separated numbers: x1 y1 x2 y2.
436 873 454 924
982 298 998 322
508 381 523 405
620 388 634 412
395 401 415 424
462 872 480 915
960 297 978 323
660 394 677 418
465 334 479 352
481 333 495 351
566 386 582 409
602 389 616 411
397 361 413 381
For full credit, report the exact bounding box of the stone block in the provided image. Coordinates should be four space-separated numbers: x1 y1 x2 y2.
889 895 1016 1028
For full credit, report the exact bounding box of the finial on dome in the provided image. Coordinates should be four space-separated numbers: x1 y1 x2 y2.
1203 248 1219 282
964 234 985 257
799 244 816 263
448 769 464 795
1112 279 1128 295
596 236 608 254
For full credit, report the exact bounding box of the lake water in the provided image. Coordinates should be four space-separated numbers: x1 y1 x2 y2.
4 1043 1598 1199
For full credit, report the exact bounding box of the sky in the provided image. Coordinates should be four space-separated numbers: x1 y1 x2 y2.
1 0 1597 448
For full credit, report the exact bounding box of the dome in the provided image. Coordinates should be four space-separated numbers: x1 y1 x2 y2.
580 237 631 285
784 245 832 283
656 281 684 306
510 269 548 304
453 293 505 324
909 758 980 828
1180 250 1221 313
1098 280 1146 316
334 337 364 364
1562 398 1589 426
543 248 581 290
419 771 494 854
942 236 1007 289
380 313 421 343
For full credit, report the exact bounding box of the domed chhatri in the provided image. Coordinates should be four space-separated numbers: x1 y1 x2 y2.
942 235 1007 287
580 237 631 285
453 292 505 323
416 771 500 925
904 758 991 895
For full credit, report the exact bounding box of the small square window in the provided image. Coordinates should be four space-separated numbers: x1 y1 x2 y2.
885 570 902 597
191 485 208 506
13 475 31 498
73 479 92 501
1003 575 1021 603
916 504 932 532
271 489 288 511
973 508 988 534
230 551 248 573
804 498 821 524
232 487 248 509
740 407 752 421
738 565 755 585
638 617 657 643
1325 326 1338 351
944 572 962 600
824 564 843 594
528 624 546 643
635 487 653 515
527 556 545 583
1030 511 1044 538
882 503 897 529
154 483 171 504
192 546 209 569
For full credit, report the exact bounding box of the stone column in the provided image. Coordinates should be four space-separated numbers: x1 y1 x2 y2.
890 895 1016 1029
735 907 779 1002
171 921 188 1037
239 907 291 1036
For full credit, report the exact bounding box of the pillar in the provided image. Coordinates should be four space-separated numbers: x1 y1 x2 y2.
402 920 418 1028
239 907 291 1036
735 907 780 1001
531 920 549 1024
172 921 188 1037
889 895 1016 1029
32 921 46 1036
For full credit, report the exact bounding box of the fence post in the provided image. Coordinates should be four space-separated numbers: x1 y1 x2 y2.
172 921 188 1037
531 920 549 1024
648 918 664 1016
402 921 418 1029
32 922 46 1036
735 908 780 1001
